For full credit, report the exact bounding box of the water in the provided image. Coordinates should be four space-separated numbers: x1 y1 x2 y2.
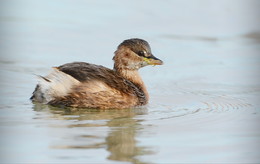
1 0 260 163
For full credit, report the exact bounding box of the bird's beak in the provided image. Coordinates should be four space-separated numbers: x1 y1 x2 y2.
144 54 163 65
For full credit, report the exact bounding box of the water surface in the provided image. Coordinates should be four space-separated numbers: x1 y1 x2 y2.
0 0 260 163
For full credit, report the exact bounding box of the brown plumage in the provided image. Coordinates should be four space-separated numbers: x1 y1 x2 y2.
31 38 163 109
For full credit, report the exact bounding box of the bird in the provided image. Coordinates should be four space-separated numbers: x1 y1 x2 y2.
30 38 163 109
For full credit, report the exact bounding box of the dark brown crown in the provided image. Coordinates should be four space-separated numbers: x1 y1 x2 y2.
118 38 152 57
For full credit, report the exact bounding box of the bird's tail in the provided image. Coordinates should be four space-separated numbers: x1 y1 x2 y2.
30 68 80 103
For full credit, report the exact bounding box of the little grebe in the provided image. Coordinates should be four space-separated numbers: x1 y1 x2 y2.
31 38 163 109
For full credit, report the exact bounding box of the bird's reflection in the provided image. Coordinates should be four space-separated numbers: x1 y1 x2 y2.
106 117 153 163
32 103 154 163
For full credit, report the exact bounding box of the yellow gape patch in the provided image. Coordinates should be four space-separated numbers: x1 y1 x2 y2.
143 58 152 65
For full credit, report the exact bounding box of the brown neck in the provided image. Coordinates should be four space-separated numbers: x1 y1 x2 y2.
113 47 149 104
115 68 149 104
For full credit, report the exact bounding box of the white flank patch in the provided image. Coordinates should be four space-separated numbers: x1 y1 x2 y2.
38 68 80 102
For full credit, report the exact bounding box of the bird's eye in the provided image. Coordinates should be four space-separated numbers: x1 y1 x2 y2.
138 51 148 57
